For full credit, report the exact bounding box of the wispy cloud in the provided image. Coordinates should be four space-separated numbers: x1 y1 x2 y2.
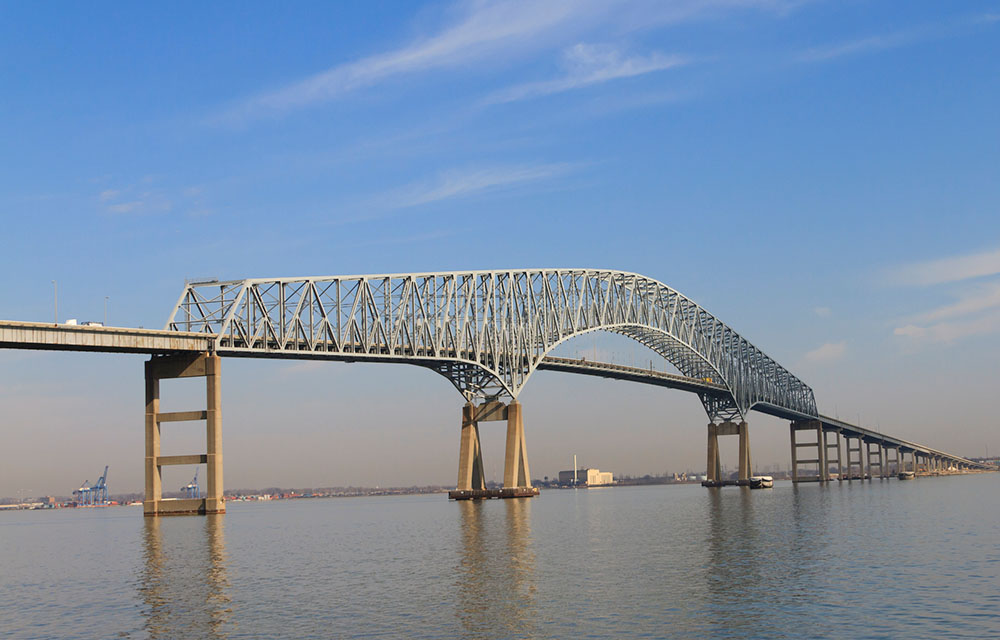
894 312 1000 344
889 249 1000 344
799 12 998 63
216 1 595 123
887 247 1000 286
798 31 916 62
804 341 846 363
894 282 1000 344
380 162 576 209
213 0 805 124
813 306 831 317
485 43 686 105
106 201 146 214
97 179 209 216
912 282 1000 324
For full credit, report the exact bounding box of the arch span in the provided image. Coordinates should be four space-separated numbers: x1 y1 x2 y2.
166 269 817 420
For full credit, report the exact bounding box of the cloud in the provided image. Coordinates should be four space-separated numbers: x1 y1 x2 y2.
799 12 998 63
894 312 1000 344
485 43 686 105
893 282 1000 344
912 282 1000 323
887 247 1000 286
380 162 575 209
214 0 805 123
798 31 916 62
106 201 145 214
99 189 120 202
804 341 846 363
217 1 595 123
813 306 831 317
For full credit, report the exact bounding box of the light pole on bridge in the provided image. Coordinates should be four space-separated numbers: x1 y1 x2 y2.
104 296 109 326
51 280 57 324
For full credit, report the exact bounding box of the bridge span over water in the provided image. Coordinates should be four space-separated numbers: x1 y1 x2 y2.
1 269 994 514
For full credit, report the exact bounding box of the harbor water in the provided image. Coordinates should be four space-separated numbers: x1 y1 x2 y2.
2 474 998 639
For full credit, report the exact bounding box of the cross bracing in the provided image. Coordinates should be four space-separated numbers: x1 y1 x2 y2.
165 270 818 421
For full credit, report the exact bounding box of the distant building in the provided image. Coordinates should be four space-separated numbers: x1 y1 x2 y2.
558 468 614 486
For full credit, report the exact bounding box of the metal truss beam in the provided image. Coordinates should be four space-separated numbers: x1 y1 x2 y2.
166 270 819 420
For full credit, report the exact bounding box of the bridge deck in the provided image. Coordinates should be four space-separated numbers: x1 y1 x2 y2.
0 320 991 470
0 320 210 354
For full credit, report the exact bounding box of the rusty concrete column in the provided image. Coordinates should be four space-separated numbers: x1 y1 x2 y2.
503 401 531 489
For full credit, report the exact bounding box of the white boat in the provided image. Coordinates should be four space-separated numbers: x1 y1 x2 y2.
898 471 915 480
748 475 773 489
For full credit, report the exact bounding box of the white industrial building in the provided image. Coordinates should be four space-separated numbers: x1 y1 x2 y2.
558 468 614 486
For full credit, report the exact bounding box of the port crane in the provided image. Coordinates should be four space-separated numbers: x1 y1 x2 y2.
182 468 200 499
73 480 91 505
72 466 110 506
91 466 109 505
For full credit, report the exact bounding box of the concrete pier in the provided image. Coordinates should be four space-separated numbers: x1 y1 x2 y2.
450 399 538 500
703 421 751 487
456 402 486 492
790 420 825 483
823 428 843 481
144 352 224 516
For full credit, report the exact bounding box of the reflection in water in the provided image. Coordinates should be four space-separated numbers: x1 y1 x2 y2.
456 499 537 640
140 515 233 639
704 489 769 637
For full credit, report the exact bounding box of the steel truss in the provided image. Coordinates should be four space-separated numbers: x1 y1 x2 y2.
166 270 817 421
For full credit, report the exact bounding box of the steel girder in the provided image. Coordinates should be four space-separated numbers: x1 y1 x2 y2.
165 270 818 420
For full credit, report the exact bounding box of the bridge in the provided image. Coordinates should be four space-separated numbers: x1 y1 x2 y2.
1 269 994 514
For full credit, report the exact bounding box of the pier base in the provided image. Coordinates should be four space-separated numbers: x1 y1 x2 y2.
448 487 540 500
144 352 224 516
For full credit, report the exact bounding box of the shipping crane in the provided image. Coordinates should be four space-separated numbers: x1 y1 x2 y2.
182 468 200 499
89 466 109 505
73 480 91 506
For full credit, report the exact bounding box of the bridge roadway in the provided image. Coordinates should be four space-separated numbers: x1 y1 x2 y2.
2 319 993 496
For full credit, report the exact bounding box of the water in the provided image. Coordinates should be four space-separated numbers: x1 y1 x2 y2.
2 475 998 639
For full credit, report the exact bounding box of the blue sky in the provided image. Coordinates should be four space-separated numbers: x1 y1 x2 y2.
2 1 999 496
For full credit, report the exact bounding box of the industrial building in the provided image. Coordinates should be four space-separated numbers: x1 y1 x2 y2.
558 468 614 486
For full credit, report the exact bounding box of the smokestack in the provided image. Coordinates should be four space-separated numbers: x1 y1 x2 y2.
574 454 577 485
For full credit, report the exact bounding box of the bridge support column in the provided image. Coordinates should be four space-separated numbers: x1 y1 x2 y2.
865 441 881 481
823 429 842 481
450 399 536 499
738 421 751 482
889 447 901 476
790 420 825 483
705 421 749 485
144 352 224 517
844 436 862 481
456 402 486 492
502 401 535 494
707 423 721 483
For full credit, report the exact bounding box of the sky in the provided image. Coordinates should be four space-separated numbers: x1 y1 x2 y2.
1 0 999 497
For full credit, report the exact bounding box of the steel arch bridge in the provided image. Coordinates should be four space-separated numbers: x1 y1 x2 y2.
166 269 817 421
